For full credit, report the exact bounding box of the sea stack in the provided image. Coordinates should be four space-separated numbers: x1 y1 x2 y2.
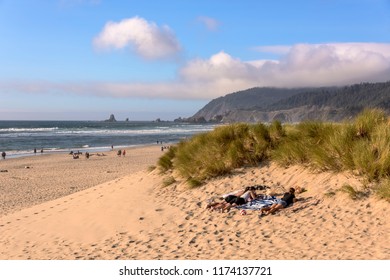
105 114 117 122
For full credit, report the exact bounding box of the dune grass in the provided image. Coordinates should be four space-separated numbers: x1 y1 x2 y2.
339 184 367 200
162 176 176 187
157 109 390 201
375 179 390 202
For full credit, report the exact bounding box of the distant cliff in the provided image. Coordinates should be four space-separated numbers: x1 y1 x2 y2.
187 81 390 123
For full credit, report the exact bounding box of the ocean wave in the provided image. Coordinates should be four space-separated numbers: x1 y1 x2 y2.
0 127 217 139
54 126 216 135
0 127 59 132
0 124 217 135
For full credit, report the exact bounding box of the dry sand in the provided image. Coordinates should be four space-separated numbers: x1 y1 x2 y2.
0 146 161 217
0 146 389 260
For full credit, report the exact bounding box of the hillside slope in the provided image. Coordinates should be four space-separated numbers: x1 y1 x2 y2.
188 81 390 123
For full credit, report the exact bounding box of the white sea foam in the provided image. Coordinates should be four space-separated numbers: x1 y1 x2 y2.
0 127 59 132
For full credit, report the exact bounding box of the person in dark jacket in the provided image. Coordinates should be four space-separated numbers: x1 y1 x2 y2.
261 187 297 215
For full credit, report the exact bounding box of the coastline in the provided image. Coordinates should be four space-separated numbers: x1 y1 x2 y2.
1 143 170 160
0 120 216 159
1 146 389 260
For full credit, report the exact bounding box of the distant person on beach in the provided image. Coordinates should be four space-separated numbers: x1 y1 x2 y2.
117 150 122 156
261 187 297 215
122 150 126 157
85 152 90 159
34 148 37 154
1 151 6 160
111 145 114 150
40 148 43 153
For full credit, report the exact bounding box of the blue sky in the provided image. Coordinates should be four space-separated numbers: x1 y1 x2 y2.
0 0 390 120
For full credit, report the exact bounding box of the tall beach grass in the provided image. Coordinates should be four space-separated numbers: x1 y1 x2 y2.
157 109 390 201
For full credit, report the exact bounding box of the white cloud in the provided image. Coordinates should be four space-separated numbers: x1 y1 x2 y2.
93 16 181 60
2 43 390 101
180 43 390 90
197 16 220 31
273 43 390 86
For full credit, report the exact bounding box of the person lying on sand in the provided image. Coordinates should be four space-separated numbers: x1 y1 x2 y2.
206 186 258 213
260 187 298 215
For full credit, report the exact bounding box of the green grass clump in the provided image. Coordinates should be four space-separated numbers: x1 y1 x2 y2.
272 121 337 170
325 124 356 170
268 120 285 145
339 184 365 200
165 123 273 185
354 108 387 138
156 108 390 201
162 176 176 187
375 179 390 202
147 165 157 172
187 178 203 188
157 146 177 173
324 190 337 198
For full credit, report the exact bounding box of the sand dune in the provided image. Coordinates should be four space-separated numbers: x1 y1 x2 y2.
0 147 389 260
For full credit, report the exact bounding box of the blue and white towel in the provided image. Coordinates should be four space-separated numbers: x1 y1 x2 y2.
236 195 277 210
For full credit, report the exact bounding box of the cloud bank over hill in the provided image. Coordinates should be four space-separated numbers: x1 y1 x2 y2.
180 43 390 92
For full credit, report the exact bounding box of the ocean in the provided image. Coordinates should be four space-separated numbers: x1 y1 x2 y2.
0 120 217 158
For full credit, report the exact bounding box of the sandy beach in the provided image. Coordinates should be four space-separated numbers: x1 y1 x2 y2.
0 145 389 260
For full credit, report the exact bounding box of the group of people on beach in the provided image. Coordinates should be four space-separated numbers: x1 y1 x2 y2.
1 148 44 159
33 148 44 154
68 149 128 159
206 186 298 216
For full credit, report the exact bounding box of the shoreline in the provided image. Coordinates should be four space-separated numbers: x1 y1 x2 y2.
1 142 172 160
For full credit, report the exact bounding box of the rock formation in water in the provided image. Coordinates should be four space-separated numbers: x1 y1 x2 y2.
104 114 117 122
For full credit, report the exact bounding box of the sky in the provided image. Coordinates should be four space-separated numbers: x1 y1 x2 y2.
0 0 390 121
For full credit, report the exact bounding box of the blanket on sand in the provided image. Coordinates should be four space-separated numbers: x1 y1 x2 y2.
236 195 278 210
